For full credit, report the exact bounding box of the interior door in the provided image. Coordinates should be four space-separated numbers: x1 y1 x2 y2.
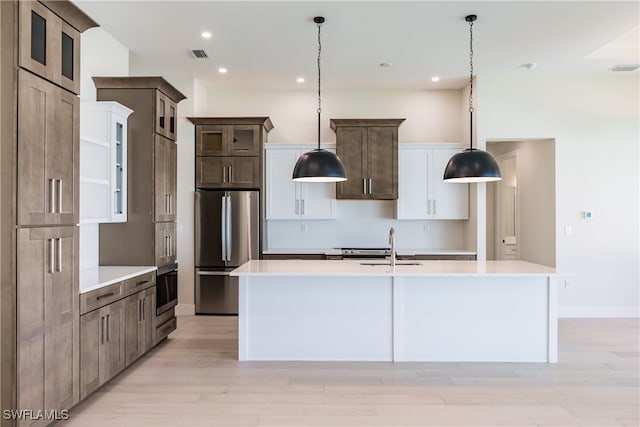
495 153 518 260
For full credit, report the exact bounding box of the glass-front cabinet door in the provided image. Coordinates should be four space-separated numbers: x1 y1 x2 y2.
80 101 132 223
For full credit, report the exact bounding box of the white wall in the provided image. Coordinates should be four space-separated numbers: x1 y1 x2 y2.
478 75 639 317
78 28 129 269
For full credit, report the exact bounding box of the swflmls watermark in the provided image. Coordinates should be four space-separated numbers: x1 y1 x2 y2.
3 409 69 421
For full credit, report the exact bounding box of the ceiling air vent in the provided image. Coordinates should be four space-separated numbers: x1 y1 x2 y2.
609 64 639 72
191 49 208 59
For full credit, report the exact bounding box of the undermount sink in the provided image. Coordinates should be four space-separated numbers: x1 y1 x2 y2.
359 261 422 266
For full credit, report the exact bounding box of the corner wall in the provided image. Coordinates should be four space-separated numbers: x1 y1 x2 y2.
478 75 639 317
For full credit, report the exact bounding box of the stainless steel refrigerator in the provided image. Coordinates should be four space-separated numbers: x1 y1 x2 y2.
195 190 259 314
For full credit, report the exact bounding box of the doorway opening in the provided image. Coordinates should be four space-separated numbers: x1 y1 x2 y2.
486 139 556 267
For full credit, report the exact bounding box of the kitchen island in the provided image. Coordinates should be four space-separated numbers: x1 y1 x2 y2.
230 260 557 363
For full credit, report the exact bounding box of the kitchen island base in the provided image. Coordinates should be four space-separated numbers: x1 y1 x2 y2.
233 260 557 363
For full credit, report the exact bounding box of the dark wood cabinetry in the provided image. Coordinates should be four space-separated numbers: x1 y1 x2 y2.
124 286 155 366
2 2 97 424
18 0 87 95
92 77 185 272
330 119 404 200
189 117 273 189
17 226 79 418
79 299 125 399
18 69 79 226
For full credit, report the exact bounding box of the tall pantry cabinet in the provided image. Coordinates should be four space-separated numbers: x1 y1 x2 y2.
92 77 186 274
0 1 98 426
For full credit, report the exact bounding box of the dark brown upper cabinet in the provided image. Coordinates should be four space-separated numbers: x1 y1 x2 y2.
19 1 97 95
331 118 405 200
188 117 273 190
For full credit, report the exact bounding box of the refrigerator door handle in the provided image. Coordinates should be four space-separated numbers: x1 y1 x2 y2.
221 195 227 261
226 195 232 261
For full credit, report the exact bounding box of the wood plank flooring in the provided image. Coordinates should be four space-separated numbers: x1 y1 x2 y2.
59 317 639 426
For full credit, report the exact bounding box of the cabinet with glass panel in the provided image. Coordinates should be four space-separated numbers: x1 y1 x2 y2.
80 101 133 223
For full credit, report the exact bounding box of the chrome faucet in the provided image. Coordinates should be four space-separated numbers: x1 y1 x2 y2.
388 227 396 268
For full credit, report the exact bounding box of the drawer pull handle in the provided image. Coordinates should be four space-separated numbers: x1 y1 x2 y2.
96 292 115 300
136 280 149 286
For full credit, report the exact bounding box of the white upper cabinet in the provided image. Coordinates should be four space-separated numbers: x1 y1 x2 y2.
397 144 469 220
265 144 337 220
80 101 133 223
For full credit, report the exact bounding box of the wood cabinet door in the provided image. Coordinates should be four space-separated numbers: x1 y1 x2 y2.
18 1 81 95
142 287 156 353
124 292 144 366
195 125 228 156
104 300 125 381
80 309 101 400
154 90 169 138
229 157 260 188
17 226 79 413
336 127 366 199
154 134 176 221
228 125 261 156
18 69 79 226
367 126 397 199
167 98 178 141
155 221 177 267
195 156 226 188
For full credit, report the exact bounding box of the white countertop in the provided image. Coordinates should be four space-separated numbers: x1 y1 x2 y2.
79 266 157 294
230 260 555 277
261 249 476 256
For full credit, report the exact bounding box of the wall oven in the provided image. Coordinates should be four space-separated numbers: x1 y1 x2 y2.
156 265 178 316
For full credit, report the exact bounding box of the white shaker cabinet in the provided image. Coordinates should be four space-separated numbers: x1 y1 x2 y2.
265 144 337 220
397 144 469 220
80 101 133 223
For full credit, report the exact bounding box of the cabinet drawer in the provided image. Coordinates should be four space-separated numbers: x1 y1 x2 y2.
123 271 156 296
80 282 124 315
155 316 176 343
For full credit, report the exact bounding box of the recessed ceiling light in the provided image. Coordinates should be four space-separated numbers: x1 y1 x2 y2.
296 77 305 83
218 67 228 74
201 31 212 39
379 62 392 68
431 76 440 82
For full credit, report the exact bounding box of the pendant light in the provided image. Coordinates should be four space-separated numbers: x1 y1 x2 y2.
443 15 501 183
292 17 347 183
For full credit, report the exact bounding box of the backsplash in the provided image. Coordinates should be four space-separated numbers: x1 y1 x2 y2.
265 200 467 250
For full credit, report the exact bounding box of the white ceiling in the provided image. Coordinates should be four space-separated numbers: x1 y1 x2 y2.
73 1 639 90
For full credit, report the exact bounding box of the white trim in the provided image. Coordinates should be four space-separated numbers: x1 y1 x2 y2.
559 306 639 318
547 277 558 363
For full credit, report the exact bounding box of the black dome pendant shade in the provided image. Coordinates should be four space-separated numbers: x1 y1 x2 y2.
443 148 502 183
292 149 347 182
292 17 347 183
443 15 501 184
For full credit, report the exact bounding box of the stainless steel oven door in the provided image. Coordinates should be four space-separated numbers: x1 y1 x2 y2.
195 268 238 315
156 269 178 315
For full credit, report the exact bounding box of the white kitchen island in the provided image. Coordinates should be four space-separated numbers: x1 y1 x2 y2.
230 260 557 363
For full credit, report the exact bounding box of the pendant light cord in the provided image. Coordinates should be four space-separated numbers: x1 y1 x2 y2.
468 17 474 151
316 19 322 151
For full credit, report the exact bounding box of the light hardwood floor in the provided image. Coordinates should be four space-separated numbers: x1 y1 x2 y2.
60 317 639 427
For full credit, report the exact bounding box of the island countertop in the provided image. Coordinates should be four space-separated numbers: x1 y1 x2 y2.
230 259 556 277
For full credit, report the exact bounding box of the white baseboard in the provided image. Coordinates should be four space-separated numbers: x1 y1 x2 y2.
175 303 195 316
559 306 639 318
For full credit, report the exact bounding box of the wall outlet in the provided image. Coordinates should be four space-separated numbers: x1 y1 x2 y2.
564 225 572 236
